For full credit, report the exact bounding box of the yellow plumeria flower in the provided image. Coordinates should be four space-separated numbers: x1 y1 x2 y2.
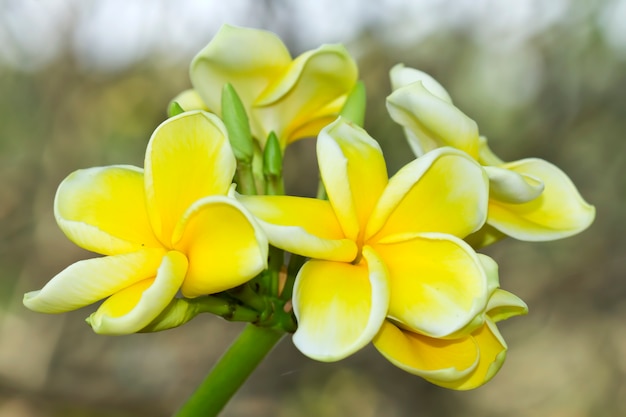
374 255 528 390
171 24 358 148
23 111 268 334
239 118 491 361
387 64 595 246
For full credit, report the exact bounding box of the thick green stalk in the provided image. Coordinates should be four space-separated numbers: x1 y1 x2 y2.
174 323 284 417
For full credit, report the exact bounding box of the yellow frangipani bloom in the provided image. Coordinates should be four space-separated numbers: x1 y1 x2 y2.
387 64 595 246
374 255 528 389
239 118 492 361
171 24 358 148
23 111 268 334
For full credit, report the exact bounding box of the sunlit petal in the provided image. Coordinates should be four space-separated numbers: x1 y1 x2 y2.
387 81 479 158
173 196 268 297
190 24 291 115
292 246 389 361
318 118 388 241
371 233 488 337
145 111 235 242
54 166 161 255
23 248 166 313
254 44 358 145
237 194 357 261
427 320 508 390
373 320 478 383
389 64 452 103
367 148 488 241
488 158 595 241
87 251 187 335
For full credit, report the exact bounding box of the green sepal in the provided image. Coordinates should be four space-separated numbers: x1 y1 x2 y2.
222 83 254 163
168 101 185 118
339 80 366 127
262 131 284 195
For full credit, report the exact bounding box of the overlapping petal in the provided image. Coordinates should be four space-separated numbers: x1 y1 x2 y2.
488 158 595 241
371 232 489 337
172 197 268 297
292 246 389 361
389 64 452 103
54 166 161 255
254 45 358 145
387 81 480 158
318 118 388 242
190 24 291 114
373 320 478 383
23 248 166 313
86 250 188 335
366 147 488 241
144 111 235 243
237 194 357 262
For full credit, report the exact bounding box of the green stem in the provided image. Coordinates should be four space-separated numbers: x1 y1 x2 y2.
235 161 257 195
173 324 284 417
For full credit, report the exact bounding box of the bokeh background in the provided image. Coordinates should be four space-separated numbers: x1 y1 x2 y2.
1 0 624 416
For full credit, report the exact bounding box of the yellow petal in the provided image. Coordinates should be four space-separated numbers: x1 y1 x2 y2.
387 81 480 158
464 223 507 249
427 320 508 390
389 64 452 103
237 194 357 262
318 118 388 242
168 89 209 113
254 44 358 145
87 251 188 335
173 196 268 297
371 233 488 337
367 147 488 241
487 289 528 322
54 166 161 255
488 158 595 241
373 320 479 383
145 111 235 243
485 166 544 204
23 248 166 313
292 246 389 361
190 24 291 116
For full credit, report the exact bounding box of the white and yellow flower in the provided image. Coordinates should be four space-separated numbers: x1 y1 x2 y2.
387 64 595 246
171 24 358 149
23 111 268 334
239 118 492 363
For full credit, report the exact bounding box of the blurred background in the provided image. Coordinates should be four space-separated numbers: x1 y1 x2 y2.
1 0 624 416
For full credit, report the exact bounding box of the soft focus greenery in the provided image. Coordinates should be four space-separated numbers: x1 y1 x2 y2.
1 1 623 416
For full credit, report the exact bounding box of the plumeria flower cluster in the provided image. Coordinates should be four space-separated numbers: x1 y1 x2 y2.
24 25 594 391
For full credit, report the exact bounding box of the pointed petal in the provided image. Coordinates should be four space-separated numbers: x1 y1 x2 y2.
387 81 480 158
87 251 187 335
190 24 291 115
367 147 488 241
373 320 479 383
23 248 166 313
318 118 388 241
488 158 595 241
371 233 489 337
292 246 389 361
169 196 268 297
145 111 235 243
237 194 357 262
485 166 544 204
254 44 358 145
464 224 507 249
487 289 528 322
427 320 508 390
389 64 452 103
54 166 161 255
